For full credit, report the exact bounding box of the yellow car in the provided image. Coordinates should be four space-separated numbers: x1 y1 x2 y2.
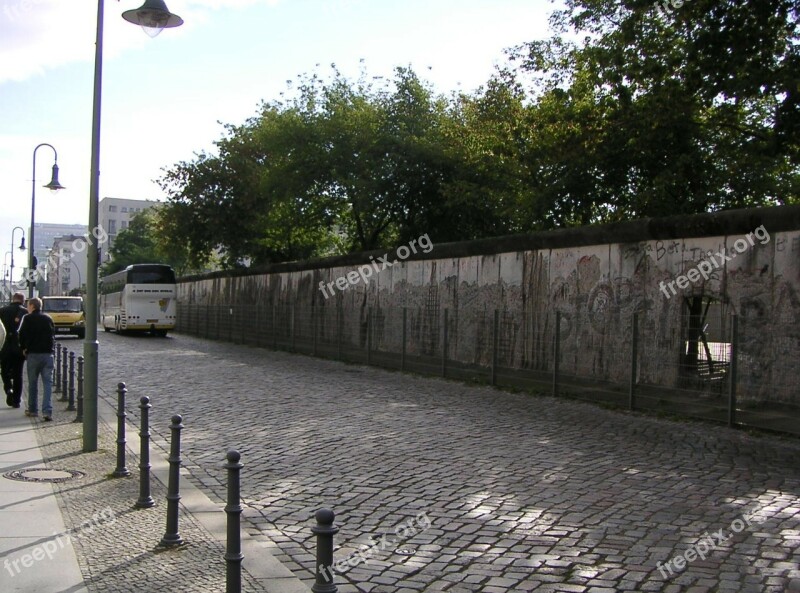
41 296 86 339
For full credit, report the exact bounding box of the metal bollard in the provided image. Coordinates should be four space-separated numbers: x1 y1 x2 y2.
112 383 130 477
311 509 339 593
74 356 84 423
224 450 243 593
66 351 76 411
135 396 155 508
160 414 184 546
54 344 62 393
59 345 68 402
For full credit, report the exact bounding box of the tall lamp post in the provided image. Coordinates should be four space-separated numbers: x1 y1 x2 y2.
29 144 65 299
10 226 26 294
84 0 183 452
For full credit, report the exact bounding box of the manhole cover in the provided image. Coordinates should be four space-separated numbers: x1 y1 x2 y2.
3 468 85 483
394 547 417 556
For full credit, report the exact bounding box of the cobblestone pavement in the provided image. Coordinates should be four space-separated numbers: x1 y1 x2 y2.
32 383 268 592
90 331 800 593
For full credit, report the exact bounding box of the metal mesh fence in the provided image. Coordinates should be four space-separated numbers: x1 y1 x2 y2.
175 303 800 436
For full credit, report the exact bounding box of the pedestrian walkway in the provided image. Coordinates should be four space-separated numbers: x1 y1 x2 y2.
0 406 85 592
0 347 312 593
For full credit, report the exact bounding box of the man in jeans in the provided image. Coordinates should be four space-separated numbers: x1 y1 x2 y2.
18 297 55 421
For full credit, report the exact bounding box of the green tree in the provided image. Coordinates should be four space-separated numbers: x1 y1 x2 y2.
101 208 195 277
505 0 799 224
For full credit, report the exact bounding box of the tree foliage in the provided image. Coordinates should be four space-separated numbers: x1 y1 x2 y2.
101 208 195 277
157 1 799 268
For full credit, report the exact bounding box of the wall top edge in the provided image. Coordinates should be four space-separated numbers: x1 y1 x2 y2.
179 203 800 283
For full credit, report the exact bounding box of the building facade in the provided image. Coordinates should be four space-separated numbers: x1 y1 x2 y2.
98 197 157 263
45 235 88 296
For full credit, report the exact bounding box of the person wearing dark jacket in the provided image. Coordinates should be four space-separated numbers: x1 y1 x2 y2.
18 297 55 420
0 292 27 408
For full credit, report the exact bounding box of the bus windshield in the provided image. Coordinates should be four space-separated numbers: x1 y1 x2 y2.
129 267 176 284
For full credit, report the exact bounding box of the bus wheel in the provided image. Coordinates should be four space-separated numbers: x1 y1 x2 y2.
103 324 111 333
154 330 168 337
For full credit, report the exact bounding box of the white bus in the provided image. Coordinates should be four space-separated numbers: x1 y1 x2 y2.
100 264 177 336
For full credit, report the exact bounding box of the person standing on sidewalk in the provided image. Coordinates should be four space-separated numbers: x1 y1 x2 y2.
0 293 27 408
18 297 55 420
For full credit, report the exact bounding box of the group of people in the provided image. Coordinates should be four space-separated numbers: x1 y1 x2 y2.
0 293 56 421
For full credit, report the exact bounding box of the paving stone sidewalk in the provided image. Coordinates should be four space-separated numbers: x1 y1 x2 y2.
30 393 270 592
80 331 800 593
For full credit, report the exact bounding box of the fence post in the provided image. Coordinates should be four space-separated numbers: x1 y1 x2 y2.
552 311 561 398
291 305 296 352
74 356 84 423
728 314 738 427
216 305 222 340
401 307 407 372
311 509 339 593
629 312 638 411
272 304 277 350
54 344 62 393
112 383 131 478
337 305 342 361
366 307 372 365
442 308 448 377
491 310 499 386
135 396 155 508
67 351 76 411
160 415 184 546
256 305 262 348
224 450 243 593
313 305 318 357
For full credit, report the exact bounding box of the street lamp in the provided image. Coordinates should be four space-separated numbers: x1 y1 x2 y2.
10 226 25 293
29 144 65 299
65 255 82 295
83 0 183 452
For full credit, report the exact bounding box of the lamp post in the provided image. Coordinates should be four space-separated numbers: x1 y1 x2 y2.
66 256 82 295
10 226 26 293
29 144 65 299
83 0 183 452
3 253 9 296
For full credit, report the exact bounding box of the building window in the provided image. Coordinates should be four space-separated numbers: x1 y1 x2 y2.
121 207 128 213
108 219 117 234
109 205 117 213
121 220 128 229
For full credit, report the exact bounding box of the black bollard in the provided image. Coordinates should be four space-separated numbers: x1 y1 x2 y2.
74 356 84 423
59 346 68 402
311 509 339 593
54 344 61 393
135 396 155 508
160 414 184 546
66 351 76 411
224 450 243 593
112 383 130 478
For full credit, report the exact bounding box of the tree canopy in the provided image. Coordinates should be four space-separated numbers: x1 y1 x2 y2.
157 0 799 269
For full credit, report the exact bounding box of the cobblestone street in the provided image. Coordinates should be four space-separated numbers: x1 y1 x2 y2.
95 331 800 593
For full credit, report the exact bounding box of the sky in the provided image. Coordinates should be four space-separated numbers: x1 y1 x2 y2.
0 0 556 282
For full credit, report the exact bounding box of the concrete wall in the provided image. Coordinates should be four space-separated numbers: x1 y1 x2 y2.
178 206 800 406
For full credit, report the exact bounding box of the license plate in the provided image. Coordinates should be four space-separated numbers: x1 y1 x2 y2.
57 328 70 333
